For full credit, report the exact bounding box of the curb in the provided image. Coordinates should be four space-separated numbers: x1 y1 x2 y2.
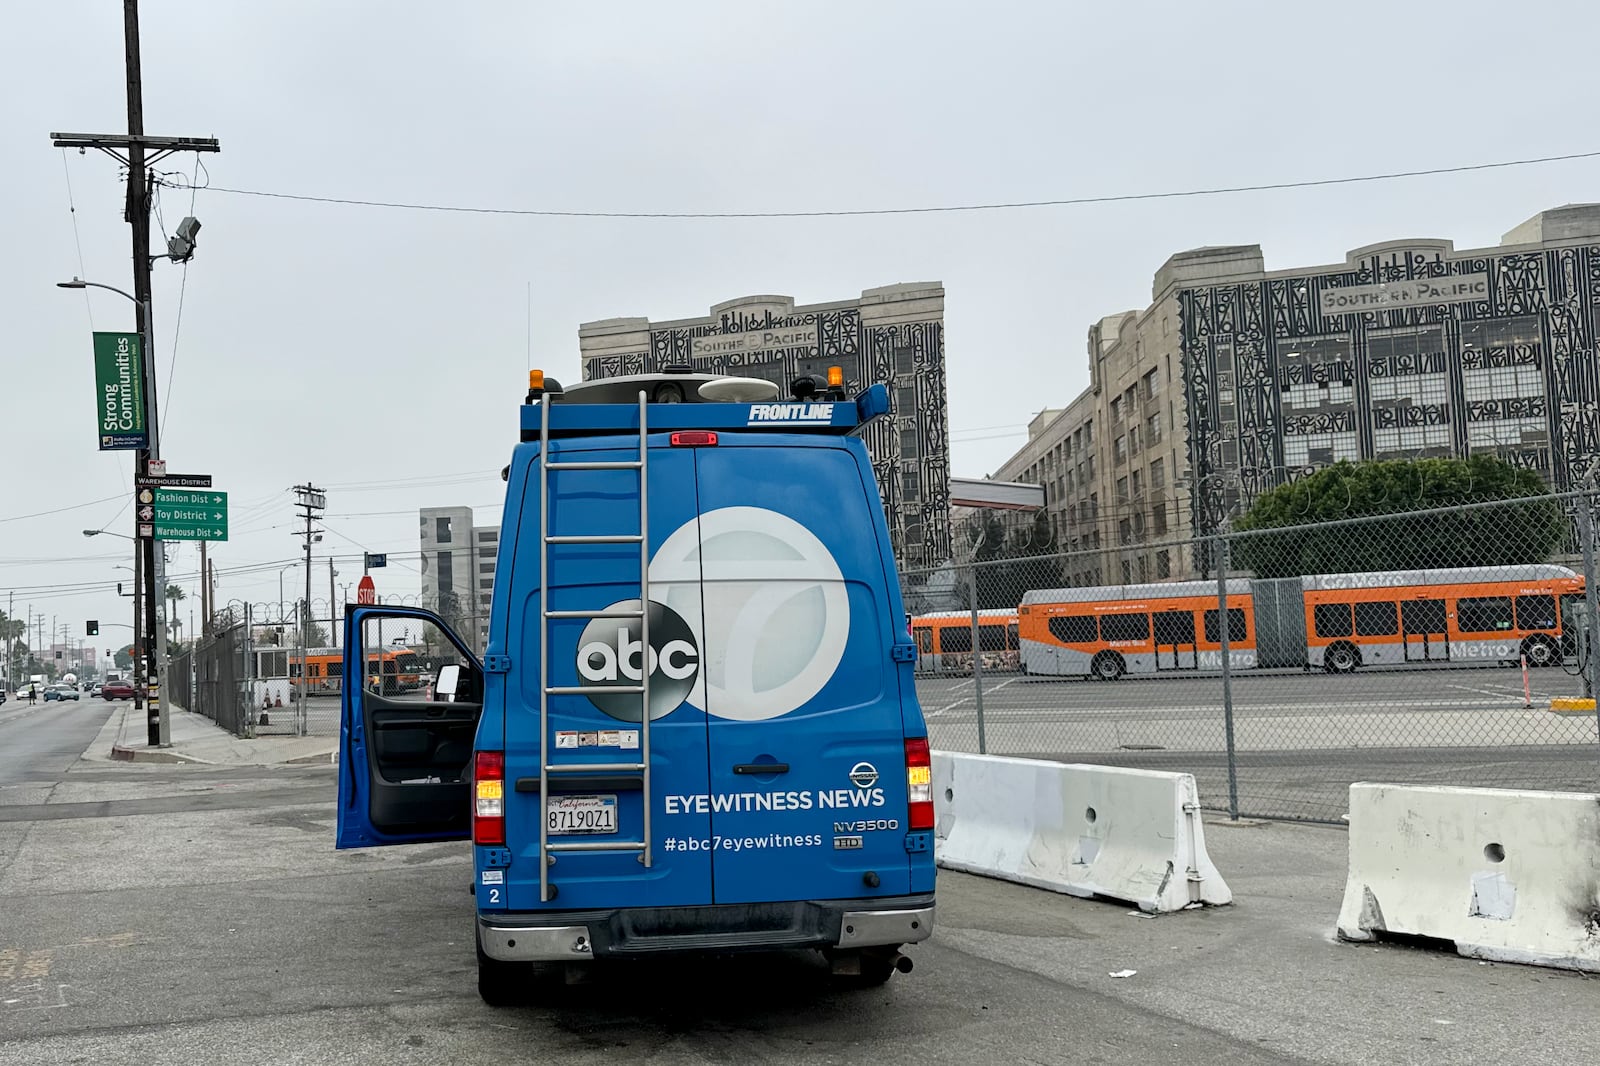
109 744 200 764
1548 697 1597 715
285 749 340 766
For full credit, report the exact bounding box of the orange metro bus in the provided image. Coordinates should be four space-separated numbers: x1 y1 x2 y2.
1018 564 1584 680
910 609 1020 674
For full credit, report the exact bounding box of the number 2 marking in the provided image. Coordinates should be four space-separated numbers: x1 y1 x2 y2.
488 888 501 904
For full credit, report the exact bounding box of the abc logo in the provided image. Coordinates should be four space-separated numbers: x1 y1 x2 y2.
650 507 849 722
575 600 699 721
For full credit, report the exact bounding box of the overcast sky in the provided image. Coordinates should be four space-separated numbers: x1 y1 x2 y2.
4 0 1598 657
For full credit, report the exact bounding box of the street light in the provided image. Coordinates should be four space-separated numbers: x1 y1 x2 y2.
60 276 169 748
84 528 134 540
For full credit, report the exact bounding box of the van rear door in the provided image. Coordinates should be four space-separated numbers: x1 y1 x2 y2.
500 437 714 910
678 439 916 904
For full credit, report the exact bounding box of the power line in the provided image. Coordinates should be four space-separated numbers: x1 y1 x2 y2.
179 149 1600 220
1 494 129 525
59 149 93 329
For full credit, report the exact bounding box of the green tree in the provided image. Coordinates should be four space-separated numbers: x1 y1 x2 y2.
296 599 329 649
1231 456 1567 579
115 644 134 670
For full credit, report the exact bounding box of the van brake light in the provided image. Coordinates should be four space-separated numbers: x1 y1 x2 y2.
473 751 506 845
670 431 718 447
905 737 933 830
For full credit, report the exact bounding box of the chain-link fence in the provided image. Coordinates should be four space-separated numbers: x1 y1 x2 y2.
174 620 255 738
903 490 1600 823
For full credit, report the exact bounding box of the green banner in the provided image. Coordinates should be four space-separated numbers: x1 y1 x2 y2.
93 332 147 450
136 487 228 541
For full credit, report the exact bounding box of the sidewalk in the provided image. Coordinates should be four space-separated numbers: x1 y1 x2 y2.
81 700 339 767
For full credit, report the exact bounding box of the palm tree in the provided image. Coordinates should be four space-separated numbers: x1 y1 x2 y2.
166 585 187 640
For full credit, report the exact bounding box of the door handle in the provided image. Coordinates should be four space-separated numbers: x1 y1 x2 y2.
733 763 790 775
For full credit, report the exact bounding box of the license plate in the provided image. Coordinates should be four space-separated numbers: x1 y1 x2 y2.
547 794 617 835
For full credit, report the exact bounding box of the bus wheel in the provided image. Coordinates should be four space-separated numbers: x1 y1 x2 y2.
1092 652 1125 681
1521 636 1559 667
1325 643 1360 674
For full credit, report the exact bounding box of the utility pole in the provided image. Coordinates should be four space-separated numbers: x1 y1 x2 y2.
294 484 326 734
199 540 208 638
328 558 338 650
51 0 220 746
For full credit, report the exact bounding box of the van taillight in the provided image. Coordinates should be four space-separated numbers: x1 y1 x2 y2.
670 431 718 447
905 737 933 830
473 751 505 845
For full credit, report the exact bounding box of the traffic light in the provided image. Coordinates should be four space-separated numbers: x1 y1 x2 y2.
87 620 99 636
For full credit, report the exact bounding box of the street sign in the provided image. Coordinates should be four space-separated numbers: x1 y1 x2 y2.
357 575 376 605
93 332 147 450
365 553 387 569
147 459 166 477
134 486 228 541
135 472 212 488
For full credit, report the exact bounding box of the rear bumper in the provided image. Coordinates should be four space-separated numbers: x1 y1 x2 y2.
478 894 934 962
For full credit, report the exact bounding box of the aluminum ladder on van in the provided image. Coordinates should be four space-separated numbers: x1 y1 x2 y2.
535 391 653 902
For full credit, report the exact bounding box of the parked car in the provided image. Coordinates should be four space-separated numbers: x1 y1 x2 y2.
101 679 135 701
89 682 103 697
44 685 81 702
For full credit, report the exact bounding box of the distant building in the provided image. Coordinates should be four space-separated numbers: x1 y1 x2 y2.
419 506 499 652
984 204 1600 583
578 284 952 569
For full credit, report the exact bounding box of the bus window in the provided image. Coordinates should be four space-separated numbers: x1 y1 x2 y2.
1049 616 1097 644
977 625 1009 652
327 662 344 679
1354 601 1398 637
1401 599 1447 635
1313 603 1352 639
1153 610 1196 645
942 627 973 653
1514 594 1557 631
1008 622 1019 649
1457 596 1513 633
1100 613 1150 642
1203 608 1247 643
914 627 933 654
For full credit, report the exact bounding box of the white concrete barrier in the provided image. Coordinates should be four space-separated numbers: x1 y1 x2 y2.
932 752 1232 912
1337 783 1600 972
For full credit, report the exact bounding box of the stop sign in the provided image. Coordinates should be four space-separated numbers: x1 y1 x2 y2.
357 575 376 605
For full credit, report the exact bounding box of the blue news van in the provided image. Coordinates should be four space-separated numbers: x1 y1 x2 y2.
335 368 936 1003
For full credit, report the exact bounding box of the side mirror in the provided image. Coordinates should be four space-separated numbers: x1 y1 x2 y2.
435 664 460 701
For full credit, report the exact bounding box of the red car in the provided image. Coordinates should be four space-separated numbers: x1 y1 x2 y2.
101 680 135 701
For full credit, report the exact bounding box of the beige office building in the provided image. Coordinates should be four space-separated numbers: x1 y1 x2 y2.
987 204 1600 584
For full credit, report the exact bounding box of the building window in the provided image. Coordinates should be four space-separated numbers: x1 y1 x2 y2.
1131 470 1142 497
436 551 454 592
435 517 452 544
1143 368 1160 400
1152 507 1168 535
478 562 495 574
894 347 915 375
1156 549 1171 578
1460 317 1541 350
1118 518 1132 544
1150 458 1165 489
1120 560 1132 584
1147 412 1162 444
1129 425 1140 455
477 530 497 542
1137 556 1149 582
479 578 494 590
901 471 920 499
1114 436 1127 464
896 385 916 414
1111 397 1122 423
900 426 920 459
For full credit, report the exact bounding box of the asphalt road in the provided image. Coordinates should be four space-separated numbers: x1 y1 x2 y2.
2 708 1598 1065
917 665 1600 821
